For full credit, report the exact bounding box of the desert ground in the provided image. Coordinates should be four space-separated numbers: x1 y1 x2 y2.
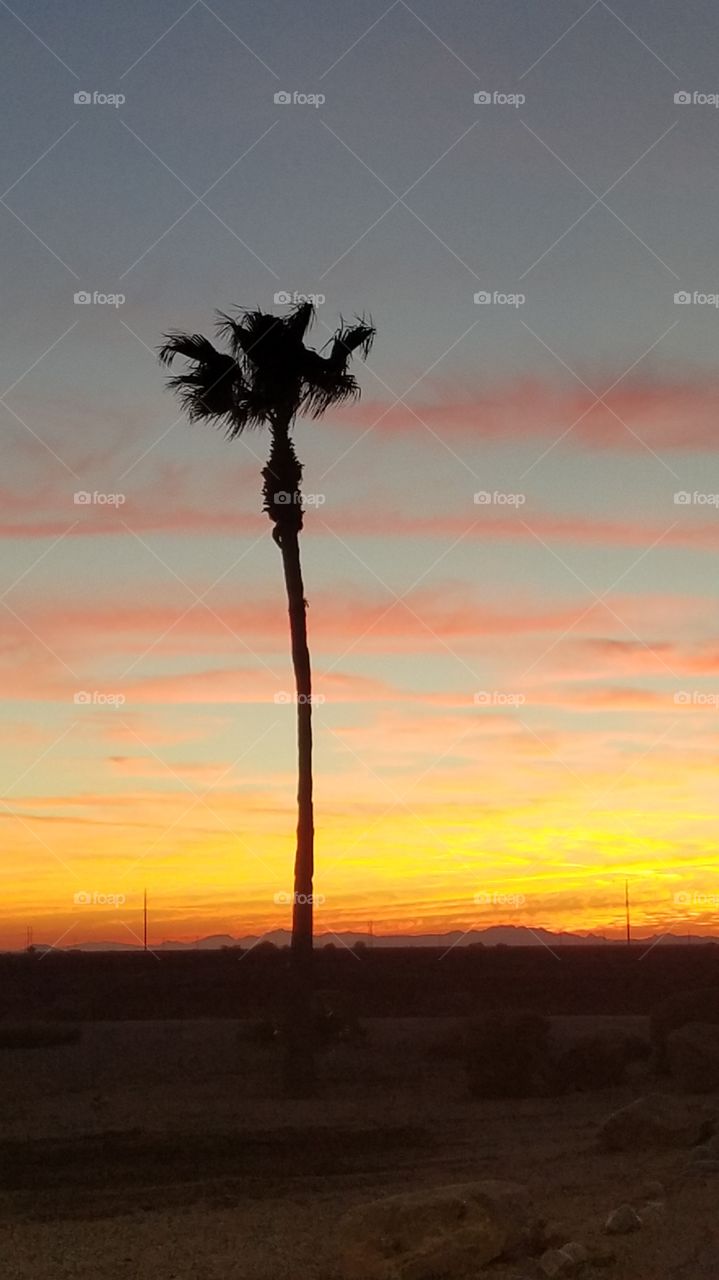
1 1012 718 1279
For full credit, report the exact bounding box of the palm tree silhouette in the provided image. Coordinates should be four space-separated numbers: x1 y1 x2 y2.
159 301 374 1085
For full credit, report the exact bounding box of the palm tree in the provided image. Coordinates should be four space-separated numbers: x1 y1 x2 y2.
159 301 374 1090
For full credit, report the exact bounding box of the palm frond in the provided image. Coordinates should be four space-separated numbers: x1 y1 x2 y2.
303 371 360 418
159 330 259 433
159 332 221 368
326 316 375 370
216 308 283 362
283 301 316 342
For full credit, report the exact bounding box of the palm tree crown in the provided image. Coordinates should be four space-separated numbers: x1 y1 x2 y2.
158 301 375 434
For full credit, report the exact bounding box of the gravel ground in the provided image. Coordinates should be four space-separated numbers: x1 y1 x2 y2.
0 1016 716 1279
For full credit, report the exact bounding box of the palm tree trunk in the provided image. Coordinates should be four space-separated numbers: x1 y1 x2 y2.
278 527 314 960
263 419 316 1096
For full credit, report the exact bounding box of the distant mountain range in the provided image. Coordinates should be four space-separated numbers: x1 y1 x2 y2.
22 925 716 952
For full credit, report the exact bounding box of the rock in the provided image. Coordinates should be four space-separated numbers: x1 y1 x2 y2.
560 1242 588 1264
538 1243 588 1276
538 1249 573 1277
605 1204 641 1235
638 1202 664 1227
338 1180 529 1279
667 1022 719 1093
599 1093 714 1151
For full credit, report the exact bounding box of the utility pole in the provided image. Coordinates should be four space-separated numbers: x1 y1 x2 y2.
143 889 148 952
625 879 631 947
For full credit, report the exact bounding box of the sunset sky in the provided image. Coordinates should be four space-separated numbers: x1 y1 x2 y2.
2 0 719 948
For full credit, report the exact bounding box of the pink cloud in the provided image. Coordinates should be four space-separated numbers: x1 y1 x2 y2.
333 375 719 452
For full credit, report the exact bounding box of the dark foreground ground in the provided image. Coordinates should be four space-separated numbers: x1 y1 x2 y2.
2 949 719 1278
4 942 719 1020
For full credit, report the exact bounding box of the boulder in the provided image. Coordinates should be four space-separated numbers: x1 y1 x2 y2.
538 1249 574 1277
638 1201 664 1227
539 1242 588 1275
338 1180 529 1279
666 1022 719 1093
560 1242 588 1264
604 1205 641 1235
599 1093 714 1151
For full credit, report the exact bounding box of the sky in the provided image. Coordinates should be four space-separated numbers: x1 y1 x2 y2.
2 0 719 947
